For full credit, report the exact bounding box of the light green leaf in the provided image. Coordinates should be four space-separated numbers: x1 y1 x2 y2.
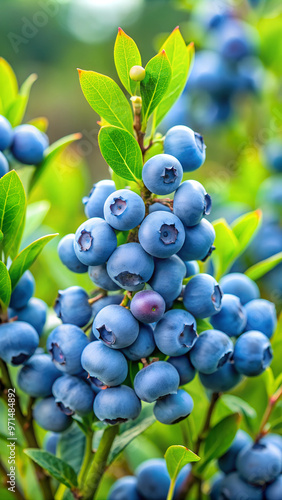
155 29 194 127
0 170 26 260
197 318 213 334
78 69 133 133
57 425 86 475
140 50 172 132
220 395 257 432
114 28 142 95
29 133 81 192
245 252 282 281
165 445 200 480
271 313 282 378
28 116 49 132
212 219 239 280
7 73 37 126
24 449 78 489
22 201 51 241
99 126 143 182
9 233 58 290
0 262 11 311
0 58 18 114
111 171 128 191
231 210 262 256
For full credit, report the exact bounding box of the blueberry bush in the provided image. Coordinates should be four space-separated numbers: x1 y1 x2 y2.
1 27 282 500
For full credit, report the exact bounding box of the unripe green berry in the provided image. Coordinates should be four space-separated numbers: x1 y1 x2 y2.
129 65 146 82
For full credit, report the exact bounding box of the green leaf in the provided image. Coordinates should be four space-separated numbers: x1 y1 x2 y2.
9 233 58 290
220 395 257 432
22 201 51 241
107 405 156 465
197 413 240 473
7 73 37 127
212 219 239 280
0 58 18 114
245 252 282 281
155 30 194 127
57 425 86 475
24 449 78 489
196 318 213 334
0 170 27 260
28 116 49 132
99 126 143 182
78 69 133 133
111 171 128 190
114 28 142 95
0 262 11 311
29 133 81 192
165 445 200 480
140 50 172 131
231 210 262 256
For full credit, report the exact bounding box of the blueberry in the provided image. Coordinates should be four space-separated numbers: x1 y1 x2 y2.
149 202 172 214
0 321 39 366
199 361 242 393
94 385 141 424
18 353 62 397
33 397 72 432
233 330 273 376
54 286 92 327
190 329 233 374
265 475 282 500
219 273 260 305
219 472 263 500
130 290 166 324
214 20 258 61
52 374 95 416
93 304 139 349
167 355 195 385
177 218 215 262
149 255 186 304
244 299 277 339
9 297 47 337
209 472 225 500
81 341 128 386
263 140 282 173
83 179 116 219
11 124 48 165
136 459 170 500
154 389 194 425
154 309 197 356
88 263 120 291
43 432 60 455
138 211 185 259
0 151 9 177
173 180 212 227
184 260 200 278
0 115 13 150
134 361 180 402
164 125 206 172
142 154 183 195
236 442 282 485
187 51 234 99
47 324 89 375
104 189 145 231
218 430 252 475
183 274 223 319
58 234 88 273
9 270 35 309
211 294 247 337
259 434 282 454
122 324 156 361
107 476 141 500
92 294 124 319
74 217 117 266
107 243 154 291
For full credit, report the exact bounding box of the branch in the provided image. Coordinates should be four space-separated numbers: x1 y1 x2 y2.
256 385 282 441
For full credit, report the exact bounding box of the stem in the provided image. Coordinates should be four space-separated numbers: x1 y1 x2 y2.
88 293 105 305
166 479 176 500
120 292 131 308
256 385 282 441
78 431 94 487
82 425 119 500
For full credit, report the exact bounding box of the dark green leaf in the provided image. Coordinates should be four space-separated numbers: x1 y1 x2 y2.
7 73 37 127
78 69 133 133
114 28 141 95
155 30 194 127
165 445 200 480
9 233 58 290
212 219 239 280
231 210 262 256
0 170 26 260
29 133 81 192
57 425 86 475
140 51 172 131
99 126 143 182
0 58 18 114
22 201 51 241
0 262 11 311
245 252 282 281
220 395 257 432
24 449 78 489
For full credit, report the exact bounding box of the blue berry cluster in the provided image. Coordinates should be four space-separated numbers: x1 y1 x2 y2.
210 431 282 500
0 115 48 177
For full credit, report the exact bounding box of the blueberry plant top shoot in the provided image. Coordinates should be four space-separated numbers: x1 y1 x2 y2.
0 28 282 500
